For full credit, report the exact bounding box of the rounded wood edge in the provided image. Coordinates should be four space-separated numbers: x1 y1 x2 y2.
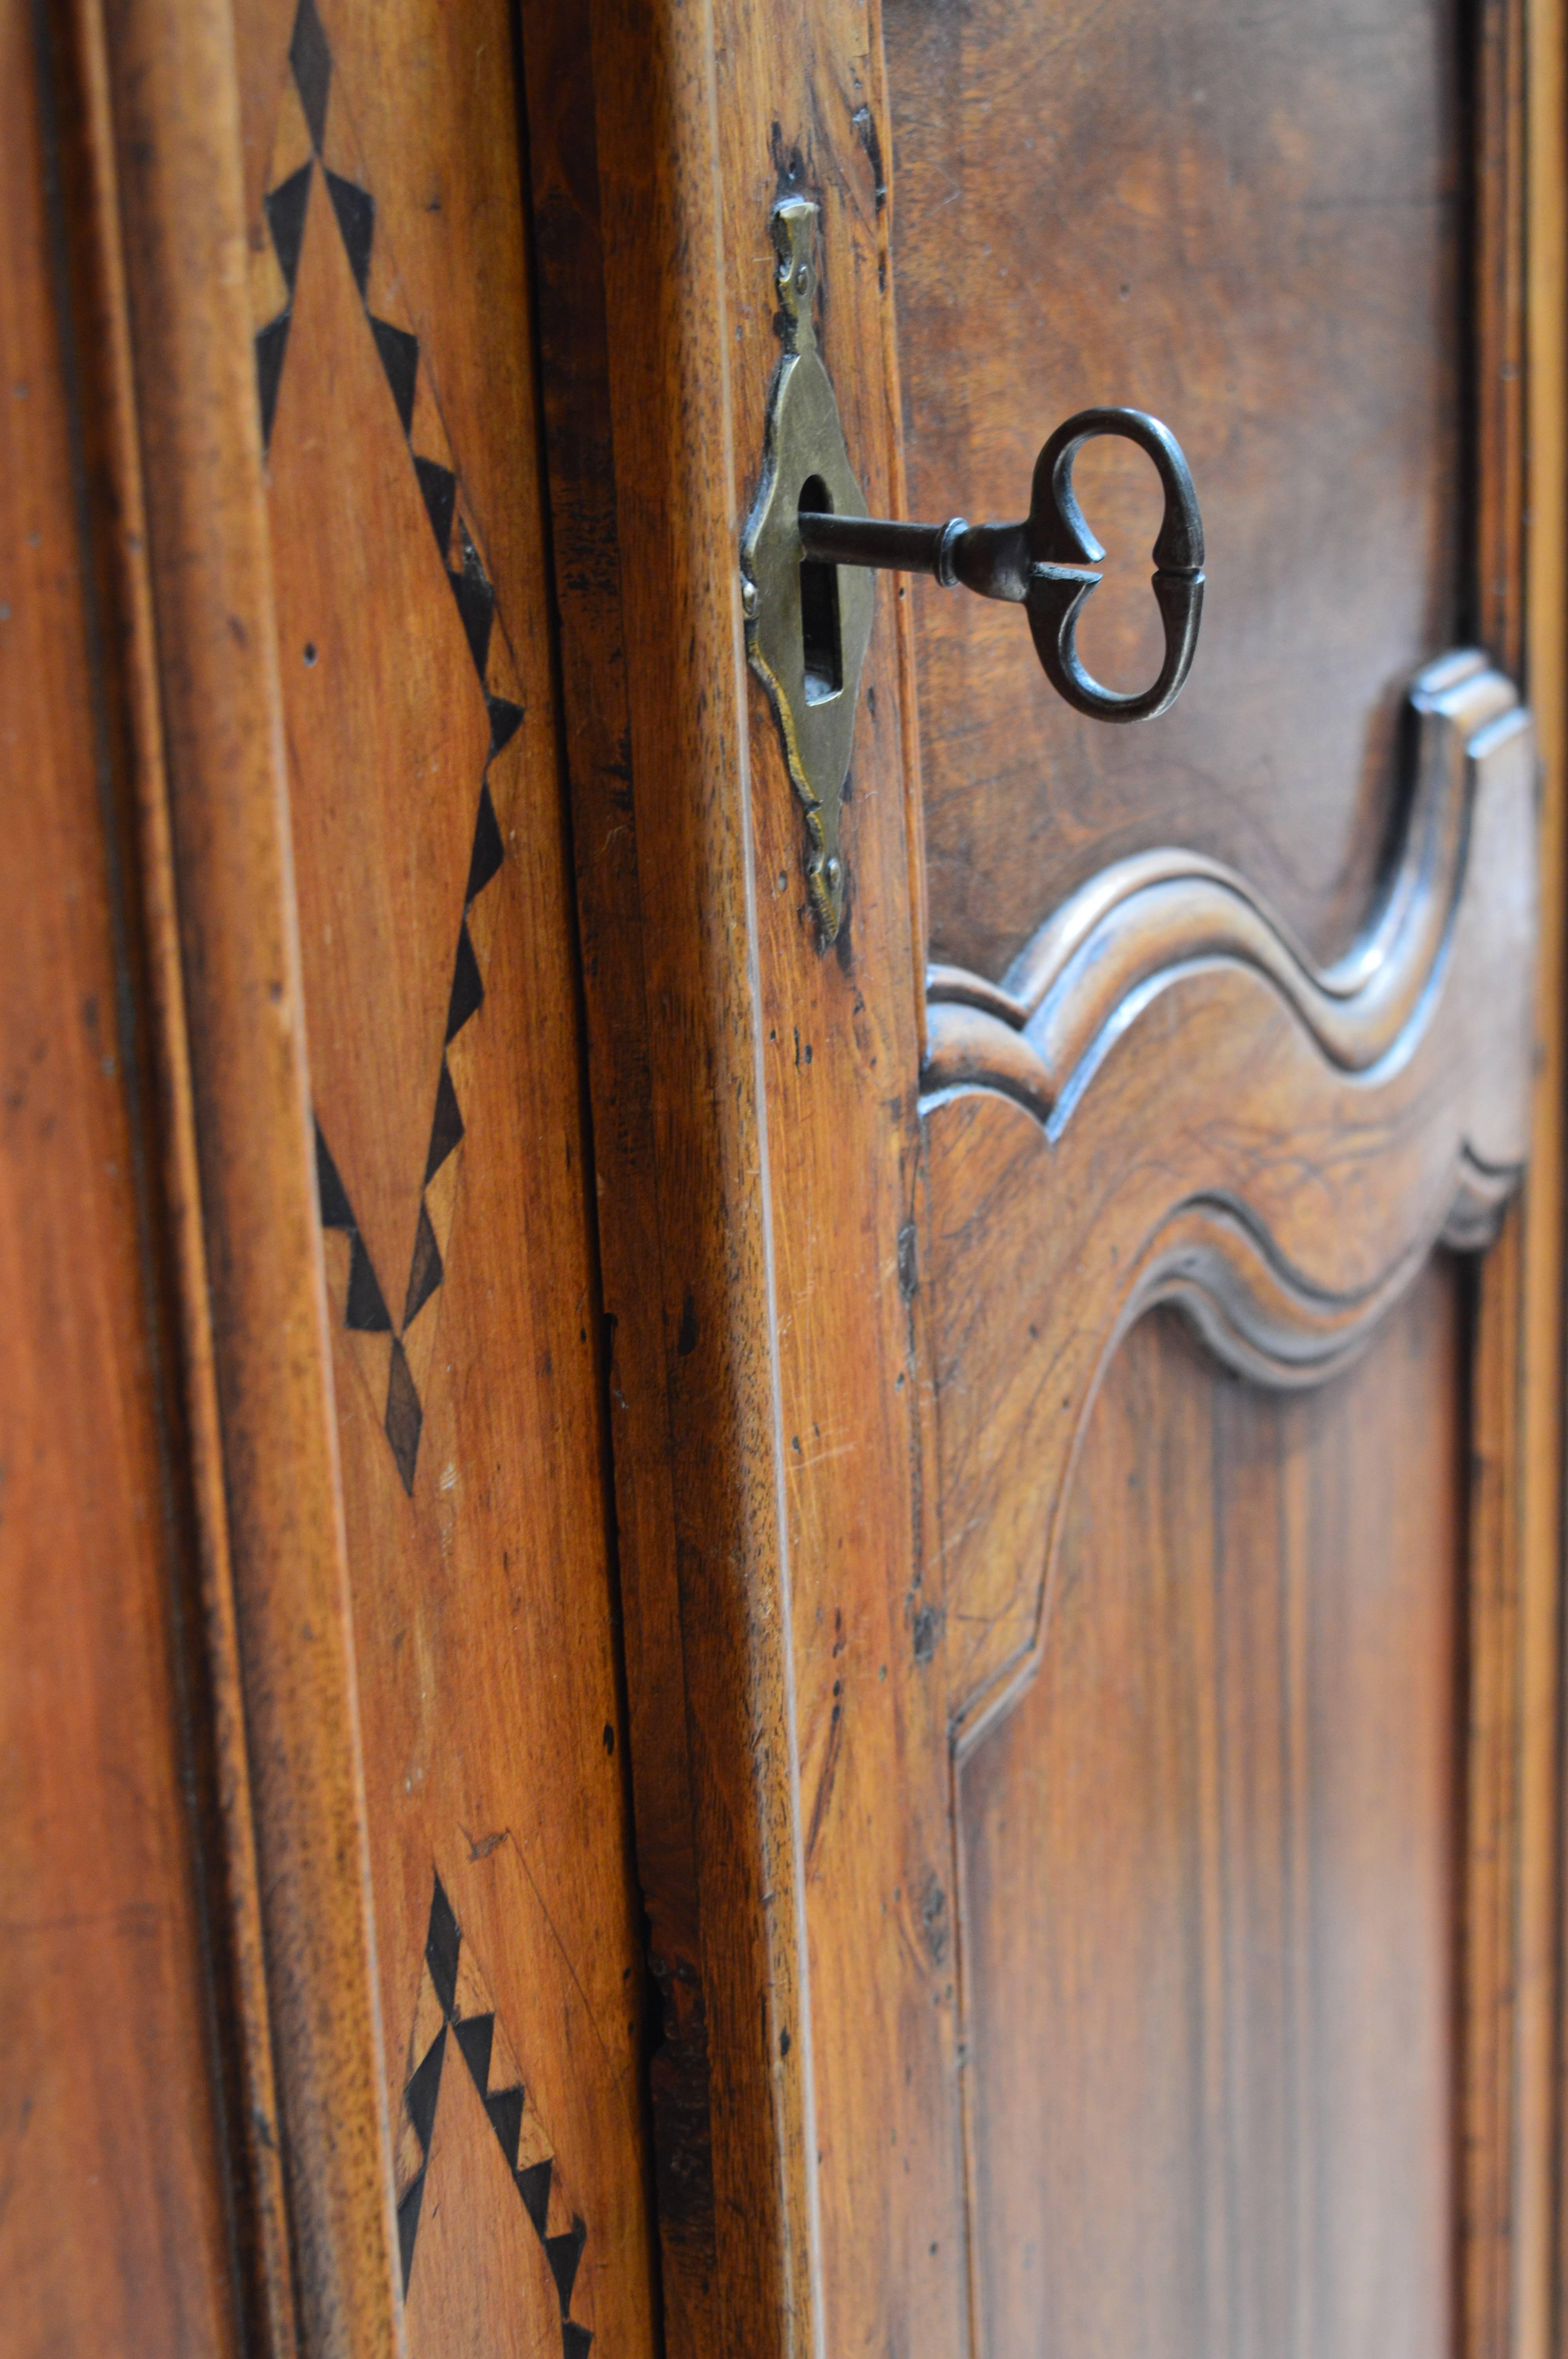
51 0 300 2341
91 0 405 2346
925 655 1527 1116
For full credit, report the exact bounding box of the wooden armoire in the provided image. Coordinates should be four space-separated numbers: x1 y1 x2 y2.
7 0 1568 2352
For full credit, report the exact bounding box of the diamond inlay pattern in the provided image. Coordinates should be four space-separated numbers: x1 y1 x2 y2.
253 0 526 1493
393 1875 594 2357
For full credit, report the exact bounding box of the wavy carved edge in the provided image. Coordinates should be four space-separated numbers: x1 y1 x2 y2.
916 650 1537 1739
929 650 1519 1088
927 648 1532 1294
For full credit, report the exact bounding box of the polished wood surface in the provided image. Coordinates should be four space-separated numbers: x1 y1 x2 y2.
6 0 1566 2349
886 6 1555 2357
88 0 403 2335
232 0 660 2351
962 1285 1462 2359
922 651 1532 1721
911 639 1534 2359
521 5 944 2350
515 4 717 2334
6 0 662 2345
1472 9 1568 2355
521 4 1562 2358
1 4 239 2342
1530 0 1568 2324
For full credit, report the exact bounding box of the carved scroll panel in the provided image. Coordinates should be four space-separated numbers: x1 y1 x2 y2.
916 652 1534 2355
920 651 1535 1743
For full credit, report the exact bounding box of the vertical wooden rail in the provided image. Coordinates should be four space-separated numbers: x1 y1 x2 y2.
78 0 406 2346
4 1 246 2342
581 4 816 2348
42 0 296 2337
535 1 942 2351
1468 0 1567 2352
1528 2 1568 2347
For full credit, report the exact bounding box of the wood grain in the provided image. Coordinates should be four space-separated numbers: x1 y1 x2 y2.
49 0 299 2328
920 652 1533 1730
12 0 1563 2351
1527 0 1568 2337
960 1283 1463 2359
520 4 952 2353
1469 0 1568 2352
0 5 241 2343
234 0 661 2352
884 0 1469 987
521 3 1559 2357
89 0 404 2342
885 5 1560 2355
514 2 715 2330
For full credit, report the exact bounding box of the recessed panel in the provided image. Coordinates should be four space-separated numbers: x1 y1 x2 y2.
958 1281 1462 2358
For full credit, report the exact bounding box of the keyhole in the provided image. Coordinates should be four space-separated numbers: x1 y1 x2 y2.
799 475 843 704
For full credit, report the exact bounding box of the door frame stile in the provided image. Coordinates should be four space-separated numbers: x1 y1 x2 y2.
40 0 300 2339
519 0 950 2349
65 0 407 2345
572 4 825 2348
1521 0 1568 2344
1468 0 1568 2349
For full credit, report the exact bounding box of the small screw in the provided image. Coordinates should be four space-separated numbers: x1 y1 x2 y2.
740 578 759 618
795 263 810 294
825 855 842 889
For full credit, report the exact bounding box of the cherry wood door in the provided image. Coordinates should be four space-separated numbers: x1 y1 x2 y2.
10 0 1568 2351
893 9 1543 2354
518 3 1568 2358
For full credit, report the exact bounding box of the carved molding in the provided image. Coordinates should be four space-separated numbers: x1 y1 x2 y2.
918 651 1536 1736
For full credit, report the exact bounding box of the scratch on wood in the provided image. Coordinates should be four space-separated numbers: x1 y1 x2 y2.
804 1684 845 1869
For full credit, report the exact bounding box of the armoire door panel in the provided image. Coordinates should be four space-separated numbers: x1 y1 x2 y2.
234 3 659 2350
880 5 1532 2355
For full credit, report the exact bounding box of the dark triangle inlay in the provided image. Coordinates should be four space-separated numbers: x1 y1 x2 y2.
402 1202 443 1329
385 1339 421 1494
424 1058 464 1184
452 2010 495 2095
345 1232 391 1332
395 2168 426 2299
466 781 504 903
445 921 484 1043
325 169 375 294
403 2021 446 2156
562 2326 594 2359
289 0 332 151
314 1120 354 1229
447 568 495 680
485 2084 524 2171
545 2217 587 2314
486 695 523 758
425 1876 461 2016
255 312 291 452
370 318 420 436
265 161 313 294
516 2157 552 2238
414 456 457 562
